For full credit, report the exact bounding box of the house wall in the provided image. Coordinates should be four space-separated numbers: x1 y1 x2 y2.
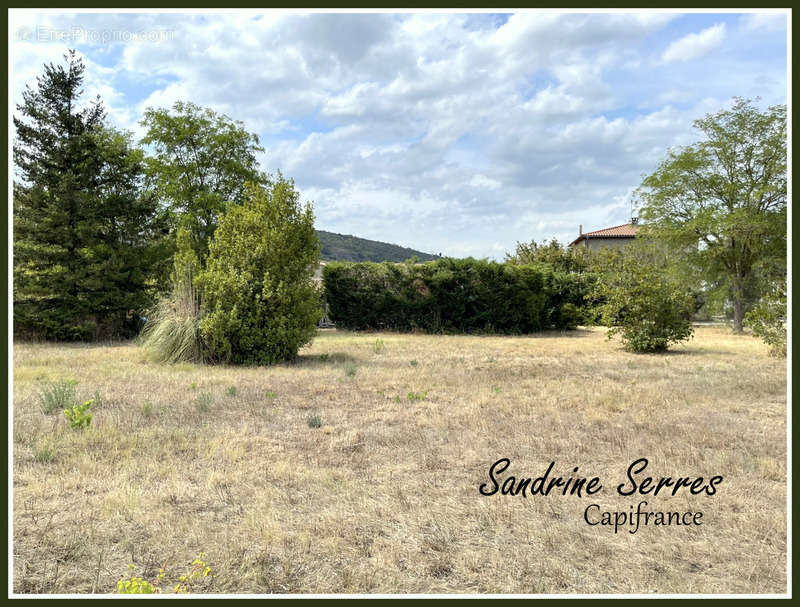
583 237 635 251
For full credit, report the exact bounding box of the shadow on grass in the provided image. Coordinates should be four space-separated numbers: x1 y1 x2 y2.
289 351 359 367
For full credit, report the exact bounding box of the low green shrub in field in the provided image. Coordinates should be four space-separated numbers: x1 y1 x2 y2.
307 412 323 428
39 379 77 415
592 247 694 353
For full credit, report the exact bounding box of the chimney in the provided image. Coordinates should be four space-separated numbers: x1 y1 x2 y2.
579 224 582 236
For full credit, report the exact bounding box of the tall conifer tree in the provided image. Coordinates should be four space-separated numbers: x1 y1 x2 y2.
14 50 169 340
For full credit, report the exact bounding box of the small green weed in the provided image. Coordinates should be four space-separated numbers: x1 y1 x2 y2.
307 412 324 429
39 379 77 415
32 438 57 463
373 338 385 353
117 554 214 594
195 392 214 414
344 364 357 378
226 386 237 397
407 391 428 401
64 399 93 430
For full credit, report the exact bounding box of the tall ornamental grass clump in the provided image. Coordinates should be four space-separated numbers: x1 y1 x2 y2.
140 226 205 363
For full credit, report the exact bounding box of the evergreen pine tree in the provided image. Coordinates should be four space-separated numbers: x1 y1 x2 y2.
13 50 169 340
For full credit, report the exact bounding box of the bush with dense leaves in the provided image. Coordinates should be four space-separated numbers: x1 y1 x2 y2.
745 280 786 357
196 177 322 364
323 258 587 334
592 250 695 353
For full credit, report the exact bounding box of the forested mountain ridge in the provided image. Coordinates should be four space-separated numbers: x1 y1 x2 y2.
317 230 441 262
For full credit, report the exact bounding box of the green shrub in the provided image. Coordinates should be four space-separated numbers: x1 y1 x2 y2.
593 249 694 353
306 412 323 428
196 178 322 365
745 280 786 356
39 379 78 415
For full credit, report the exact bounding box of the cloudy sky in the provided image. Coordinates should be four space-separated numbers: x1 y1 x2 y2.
10 10 788 259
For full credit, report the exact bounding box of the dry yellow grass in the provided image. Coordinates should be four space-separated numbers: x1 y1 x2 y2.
12 326 787 594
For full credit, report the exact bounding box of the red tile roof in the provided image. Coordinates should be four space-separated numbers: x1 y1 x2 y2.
570 223 639 246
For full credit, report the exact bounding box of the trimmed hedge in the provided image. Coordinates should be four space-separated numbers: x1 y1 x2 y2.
322 258 593 334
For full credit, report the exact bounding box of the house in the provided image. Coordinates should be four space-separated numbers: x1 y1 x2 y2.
569 220 640 250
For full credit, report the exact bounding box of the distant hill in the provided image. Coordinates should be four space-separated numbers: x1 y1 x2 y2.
316 230 441 263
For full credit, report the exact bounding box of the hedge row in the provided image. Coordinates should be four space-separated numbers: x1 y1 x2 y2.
322 258 595 334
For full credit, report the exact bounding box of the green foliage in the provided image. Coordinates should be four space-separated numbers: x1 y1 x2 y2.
592 247 695 353
13 51 170 340
264 391 277 399
318 230 440 262
39 379 78 415
407 390 428 401
196 177 322 365
344 364 357 378
323 258 577 334
507 238 590 273
372 338 385 353
64 399 93 430
117 555 214 594
306 413 324 428
637 98 786 333
226 386 237 397
117 575 157 594
140 101 268 268
745 280 786 356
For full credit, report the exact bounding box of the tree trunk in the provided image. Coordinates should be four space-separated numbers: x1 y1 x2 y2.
732 298 744 333
731 277 745 333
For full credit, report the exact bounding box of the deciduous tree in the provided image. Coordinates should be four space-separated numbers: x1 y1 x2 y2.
636 98 786 332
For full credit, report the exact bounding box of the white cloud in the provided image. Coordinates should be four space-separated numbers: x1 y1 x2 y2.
10 11 786 259
661 23 726 63
740 12 787 32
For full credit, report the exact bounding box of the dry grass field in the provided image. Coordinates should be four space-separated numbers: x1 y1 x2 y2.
11 326 787 595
